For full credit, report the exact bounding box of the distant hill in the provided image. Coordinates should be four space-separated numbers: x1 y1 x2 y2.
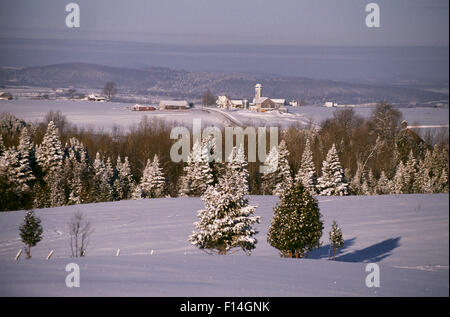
0 63 447 104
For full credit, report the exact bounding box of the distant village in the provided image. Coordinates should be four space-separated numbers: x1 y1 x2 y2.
1 83 345 112
133 83 302 112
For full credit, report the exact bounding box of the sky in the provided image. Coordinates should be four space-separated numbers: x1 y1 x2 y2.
0 0 448 46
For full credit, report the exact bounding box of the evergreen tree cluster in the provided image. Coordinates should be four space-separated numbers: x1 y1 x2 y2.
0 121 168 211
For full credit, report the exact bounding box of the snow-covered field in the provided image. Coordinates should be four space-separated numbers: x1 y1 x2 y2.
1 99 448 131
0 194 448 296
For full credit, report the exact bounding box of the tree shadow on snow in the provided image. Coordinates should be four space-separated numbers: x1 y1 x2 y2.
334 237 401 263
307 237 357 260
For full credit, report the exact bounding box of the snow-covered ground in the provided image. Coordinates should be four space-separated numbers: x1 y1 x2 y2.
0 194 448 296
1 99 448 131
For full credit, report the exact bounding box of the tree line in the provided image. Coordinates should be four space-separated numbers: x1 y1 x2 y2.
0 103 448 211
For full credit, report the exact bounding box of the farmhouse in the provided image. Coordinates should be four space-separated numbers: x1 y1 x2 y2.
249 84 287 112
159 100 191 110
88 94 106 102
216 96 247 109
0 92 13 100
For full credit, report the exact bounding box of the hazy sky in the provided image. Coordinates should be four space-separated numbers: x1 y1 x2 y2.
0 0 448 46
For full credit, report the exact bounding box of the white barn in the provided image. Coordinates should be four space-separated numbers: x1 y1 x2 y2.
159 100 190 110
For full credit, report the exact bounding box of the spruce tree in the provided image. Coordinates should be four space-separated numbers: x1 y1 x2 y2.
405 150 419 193
134 154 165 198
35 121 64 207
19 210 43 259
92 152 114 202
178 140 214 197
317 144 349 196
189 148 259 255
114 156 134 200
350 161 363 195
295 139 317 195
0 134 4 157
267 181 323 258
261 140 293 196
392 160 407 194
329 220 344 260
376 170 392 195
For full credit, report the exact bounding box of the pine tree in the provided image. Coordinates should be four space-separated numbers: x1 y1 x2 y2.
189 149 259 255
178 140 214 196
350 161 363 195
0 147 33 193
134 154 165 198
317 144 349 196
392 160 407 194
295 139 317 195
221 145 249 196
64 138 92 204
92 152 114 202
0 134 4 157
35 121 64 207
405 150 419 193
19 210 43 259
267 182 323 258
437 169 449 193
114 156 134 200
261 140 293 196
376 170 392 195
329 220 344 260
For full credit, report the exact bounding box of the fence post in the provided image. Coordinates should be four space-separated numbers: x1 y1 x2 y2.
14 249 22 261
46 250 54 260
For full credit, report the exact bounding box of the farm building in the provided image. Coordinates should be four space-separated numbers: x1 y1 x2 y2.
159 100 191 110
0 92 13 100
132 104 156 111
249 84 287 112
88 94 106 102
216 96 247 109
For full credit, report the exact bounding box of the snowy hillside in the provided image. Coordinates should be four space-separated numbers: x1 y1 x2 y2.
0 194 448 296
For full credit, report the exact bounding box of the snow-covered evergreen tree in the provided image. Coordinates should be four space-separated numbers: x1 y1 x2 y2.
295 139 317 195
63 138 92 204
405 150 419 193
134 154 165 199
437 168 449 193
392 160 407 194
317 144 349 196
178 140 214 197
329 220 344 260
221 145 249 196
35 121 64 207
92 152 114 202
189 152 259 255
267 182 323 258
0 147 33 193
114 156 134 200
376 170 393 195
261 140 293 196
0 134 4 157
350 161 363 195
19 210 43 259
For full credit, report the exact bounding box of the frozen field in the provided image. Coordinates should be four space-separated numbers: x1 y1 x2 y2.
0 194 448 296
1 99 449 131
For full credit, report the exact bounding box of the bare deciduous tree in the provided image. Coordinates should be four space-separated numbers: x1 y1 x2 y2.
69 211 93 257
102 82 117 100
201 89 216 106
